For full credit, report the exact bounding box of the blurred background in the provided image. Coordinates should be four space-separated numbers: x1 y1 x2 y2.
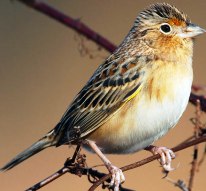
0 0 206 190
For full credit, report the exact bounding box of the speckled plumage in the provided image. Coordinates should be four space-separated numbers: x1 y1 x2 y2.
55 3 194 147
1 5 205 187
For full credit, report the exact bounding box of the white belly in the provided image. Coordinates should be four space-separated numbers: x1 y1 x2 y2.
126 86 191 153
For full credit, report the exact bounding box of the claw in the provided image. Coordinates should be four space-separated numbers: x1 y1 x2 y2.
107 164 125 191
86 140 125 190
147 146 176 172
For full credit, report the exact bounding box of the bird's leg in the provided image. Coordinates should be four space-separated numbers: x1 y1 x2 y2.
145 145 176 172
86 140 125 191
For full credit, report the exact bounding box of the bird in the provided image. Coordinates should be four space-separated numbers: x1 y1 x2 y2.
1 2 205 191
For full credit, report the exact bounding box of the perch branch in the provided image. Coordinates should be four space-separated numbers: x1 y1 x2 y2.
24 135 206 191
89 135 206 190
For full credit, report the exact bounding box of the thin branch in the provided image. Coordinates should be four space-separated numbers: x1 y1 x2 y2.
188 147 198 191
192 84 206 92
26 166 69 191
26 144 134 191
89 135 206 190
188 100 201 191
25 135 206 191
189 93 206 112
197 144 206 171
176 135 195 147
16 0 206 113
26 159 133 191
26 145 82 191
16 0 116 53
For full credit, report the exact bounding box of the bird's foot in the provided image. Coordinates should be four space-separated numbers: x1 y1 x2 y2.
86 140 125 190
146 146 175 172
107 163 125 191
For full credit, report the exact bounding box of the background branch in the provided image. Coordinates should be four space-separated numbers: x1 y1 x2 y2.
16 0 206 112
17 0 116 53
188 101 201 191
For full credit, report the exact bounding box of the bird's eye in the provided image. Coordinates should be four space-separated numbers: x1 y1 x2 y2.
160 23 172 34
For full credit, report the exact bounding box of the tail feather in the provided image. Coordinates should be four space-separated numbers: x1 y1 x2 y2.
0 130 56 171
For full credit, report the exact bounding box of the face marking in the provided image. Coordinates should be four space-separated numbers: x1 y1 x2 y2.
168 17 186 27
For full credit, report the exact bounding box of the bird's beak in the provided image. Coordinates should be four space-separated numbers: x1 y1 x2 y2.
178 23 206 38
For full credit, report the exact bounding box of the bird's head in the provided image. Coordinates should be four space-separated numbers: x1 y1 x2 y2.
129 3 205 57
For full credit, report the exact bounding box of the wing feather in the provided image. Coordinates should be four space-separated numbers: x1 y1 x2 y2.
55 54 146 145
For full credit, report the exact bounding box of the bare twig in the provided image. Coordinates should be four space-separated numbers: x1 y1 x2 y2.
16 0 206 113
188 100 201 191
192 84 206 92
189 93 206 112
188 147 198 191
26 166 69 191
26 145 82 191
176 135 195 147
25 135 206 191
74 33 106 59
16 0 116 53
26 165 134 191
23 136 206 191
25 145 133 191
197 144 206 171
89 136 206 191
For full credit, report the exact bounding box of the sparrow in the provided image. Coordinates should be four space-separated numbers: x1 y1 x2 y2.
1 3 205 191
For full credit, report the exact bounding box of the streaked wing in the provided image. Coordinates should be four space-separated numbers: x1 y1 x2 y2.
56 54 146 145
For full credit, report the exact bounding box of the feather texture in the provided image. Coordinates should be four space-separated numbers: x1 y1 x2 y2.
56 54 146 145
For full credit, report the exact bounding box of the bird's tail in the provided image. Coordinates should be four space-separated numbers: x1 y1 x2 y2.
0 130 57 171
